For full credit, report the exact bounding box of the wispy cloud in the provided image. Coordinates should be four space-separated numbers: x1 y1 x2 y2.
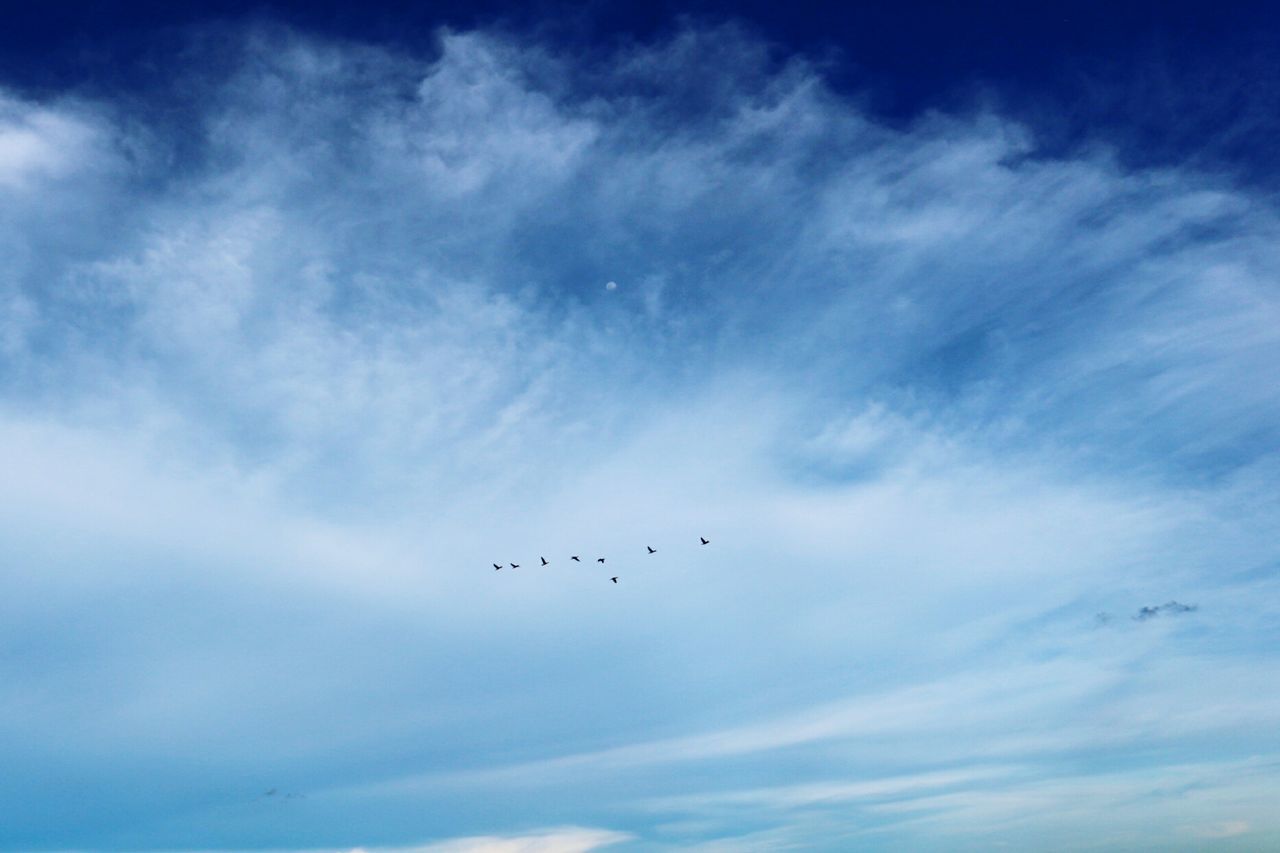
347 826 632 853
1 22 1278 851
184 827 632 853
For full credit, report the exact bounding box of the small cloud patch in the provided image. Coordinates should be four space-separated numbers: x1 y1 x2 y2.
1189 819 1250 839
1134 601 1197 621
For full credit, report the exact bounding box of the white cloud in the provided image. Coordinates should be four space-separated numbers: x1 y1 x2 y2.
333 827 631 853
639 767 1021 812
0 94 102 190
0 23 1278 851
1188 820 1251 839
187 828 631 853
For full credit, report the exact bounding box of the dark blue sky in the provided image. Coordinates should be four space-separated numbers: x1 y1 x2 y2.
5 0 1279 187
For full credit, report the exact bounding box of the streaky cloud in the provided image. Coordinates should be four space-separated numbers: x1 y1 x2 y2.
1 21 1278 852
1134 600 1198 621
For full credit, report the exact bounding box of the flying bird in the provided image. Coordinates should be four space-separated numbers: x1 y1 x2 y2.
493 563 502 570
647 546 656 554
597 557 606 564
541 557 549 566
700 537 710 545
611 576 618 583
510 563 519 569
571 556 581 562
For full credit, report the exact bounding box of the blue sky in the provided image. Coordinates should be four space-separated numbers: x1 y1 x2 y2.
2 5 1280 851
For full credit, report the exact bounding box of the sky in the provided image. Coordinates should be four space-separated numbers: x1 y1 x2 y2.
2 3 1279 851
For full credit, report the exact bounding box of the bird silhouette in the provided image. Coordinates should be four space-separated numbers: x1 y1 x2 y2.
571 556 581 562
611 576 618 583
700 537 710 545
647 546 656 554
510 563 519 569
540 557 548 566
493 563 502 570
597 557 606 564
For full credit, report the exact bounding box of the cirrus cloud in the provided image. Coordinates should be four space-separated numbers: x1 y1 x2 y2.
1 23 1278 852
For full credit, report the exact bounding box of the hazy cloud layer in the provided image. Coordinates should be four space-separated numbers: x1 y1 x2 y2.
1 24 1278 851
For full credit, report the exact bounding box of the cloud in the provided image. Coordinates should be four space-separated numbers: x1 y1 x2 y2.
340 827 632 853
1188 820 1251 839
1134 601 1198 621
191 828 632 853
0 93 105 190
648 760 1278 849
638 767 1021 813
0 22 1278 851
851 758 1279 848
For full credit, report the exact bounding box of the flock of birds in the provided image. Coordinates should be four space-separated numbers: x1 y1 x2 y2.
492 537 711 583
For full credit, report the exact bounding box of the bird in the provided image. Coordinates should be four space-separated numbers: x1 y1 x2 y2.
700 537 710 545
493 563 502 570
510 563 519 569
540 557 548 566
597 557 606 564
571 556 581 562
611 576 618 583
647 546 656 554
